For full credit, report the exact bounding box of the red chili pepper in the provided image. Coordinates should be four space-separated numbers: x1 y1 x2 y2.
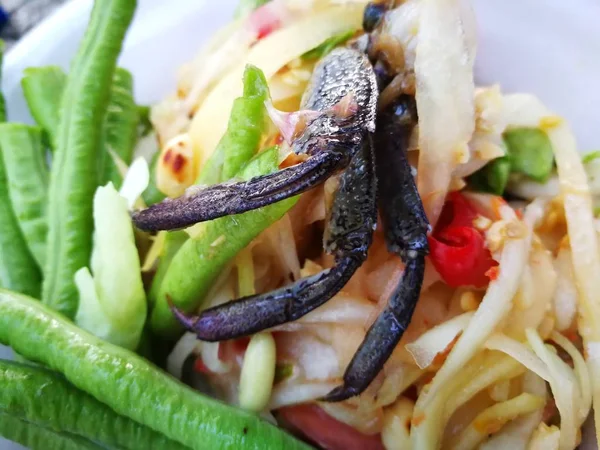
428 193 498 288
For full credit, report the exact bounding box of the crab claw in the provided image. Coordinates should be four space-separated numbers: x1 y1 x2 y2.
324 96 429 402
133 48 377 232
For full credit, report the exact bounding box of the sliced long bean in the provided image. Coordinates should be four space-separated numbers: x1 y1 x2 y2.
42 0 137 319
0 124 48 268
0 360 189 450
0 413 103 450
101 67 139 188
21 66 67 148
197 65 269 185
0 290 310 450
152 147 298 337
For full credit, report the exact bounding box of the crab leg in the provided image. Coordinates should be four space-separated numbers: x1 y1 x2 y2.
324 96 429 402
133 47 377 232
133 145 350 232
171 139 377 340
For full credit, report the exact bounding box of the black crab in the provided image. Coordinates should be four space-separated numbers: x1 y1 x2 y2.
133 2 430 402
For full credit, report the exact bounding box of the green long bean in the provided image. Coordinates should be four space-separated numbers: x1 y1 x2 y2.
0 44 42 297
0 124 48 268
0 413 103 450
0 290 310 450
42 0 137 319
152 147 298 337
0 360 189 450
20 66 66 148
100 67 139 188
197 65 269 185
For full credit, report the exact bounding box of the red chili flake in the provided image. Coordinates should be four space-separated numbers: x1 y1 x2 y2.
163 149 173 163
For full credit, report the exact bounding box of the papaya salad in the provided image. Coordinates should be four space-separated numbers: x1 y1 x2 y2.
1 0 600 449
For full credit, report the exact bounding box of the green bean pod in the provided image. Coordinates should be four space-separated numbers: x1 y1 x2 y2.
0 413 104 450
0 360 189 450
152 147 298 337
101 68 139 188
42 0 137 319
0 124 48 268
20 66 67 149
0 290 311 450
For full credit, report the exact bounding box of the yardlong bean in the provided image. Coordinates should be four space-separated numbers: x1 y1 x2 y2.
0 44 42 297
21 66 66 149
0 124 48 268
0 360 189 450
100 67 139 188
0 413 104 450
0 290 310 450
152 147 298 337
42 0 137 318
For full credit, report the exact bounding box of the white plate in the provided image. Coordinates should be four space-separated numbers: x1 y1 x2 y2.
1 0 599 448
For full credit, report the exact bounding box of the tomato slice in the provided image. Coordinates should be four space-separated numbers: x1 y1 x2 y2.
278 404 385 450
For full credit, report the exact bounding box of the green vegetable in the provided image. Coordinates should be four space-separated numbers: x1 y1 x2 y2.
0 40 6 121
0 289 311 450
503 127 554 182
75 183 146 350
301 29 356 60
0 359 189 450
137 104 153 137
42 0 137 319
152 147 298 337
100 68 139 188
234 0 270 19
0 124 48 268
583 150 600 164
0 50 42 297
197 64 270 185
467 156 510 196
142 150 167 206
0 412 103 450
20 66 67 149
148 230 187 305
274 363 294 384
